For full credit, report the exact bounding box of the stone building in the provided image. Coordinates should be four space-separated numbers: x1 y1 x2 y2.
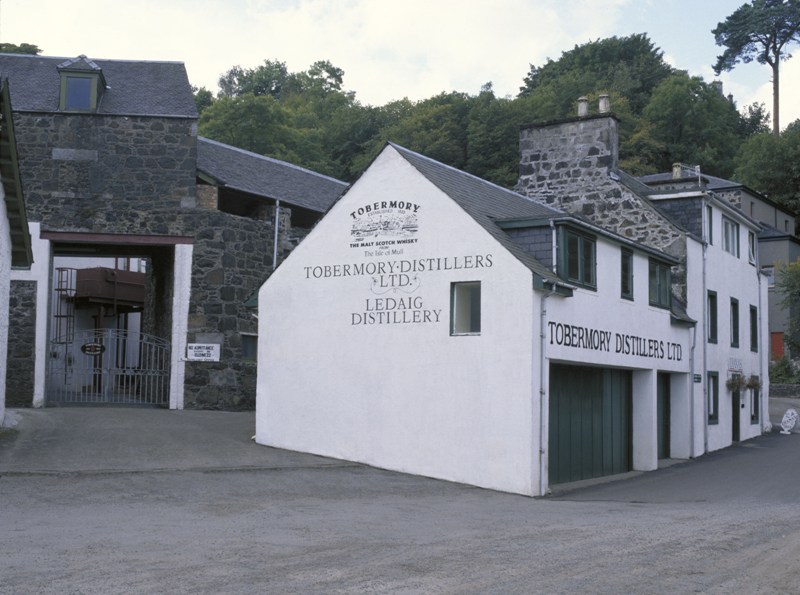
0 53 346 410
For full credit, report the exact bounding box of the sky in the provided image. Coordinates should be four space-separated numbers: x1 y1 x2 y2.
2 0 799 128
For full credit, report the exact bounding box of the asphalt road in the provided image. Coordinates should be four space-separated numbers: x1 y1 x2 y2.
1 403 799 594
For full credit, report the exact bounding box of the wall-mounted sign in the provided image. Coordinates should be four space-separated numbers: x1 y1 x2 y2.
186 343 220 362
81 342 105 356
694 374 702 383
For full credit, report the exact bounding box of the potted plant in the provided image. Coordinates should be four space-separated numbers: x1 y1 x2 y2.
746 375 762 390
726 374 747 392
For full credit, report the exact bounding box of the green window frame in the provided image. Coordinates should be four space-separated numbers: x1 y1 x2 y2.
707 291 718 344
59 72 99 111
751 379 760 424
730 298 739 348
706 205 713 245
648 259 670 309
451 281 481 335
559 227 596 289
708 372 719 424
621 248 633 300
750 305 758 352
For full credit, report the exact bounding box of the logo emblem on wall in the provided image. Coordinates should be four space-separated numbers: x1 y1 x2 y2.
350 201 420 247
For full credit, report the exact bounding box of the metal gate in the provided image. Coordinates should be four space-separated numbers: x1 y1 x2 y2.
47 329 170 406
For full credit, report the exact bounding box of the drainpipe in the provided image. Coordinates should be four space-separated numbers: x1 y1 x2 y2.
757 260 766 428
702 198 709 454
539 283 557 497
537 220 560 496
689 323 697 457
272 200 281 270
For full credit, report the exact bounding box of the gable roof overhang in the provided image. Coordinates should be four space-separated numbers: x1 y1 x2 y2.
495 215 680 266
197 137 348 214
0 79 32 268
386 143 574 295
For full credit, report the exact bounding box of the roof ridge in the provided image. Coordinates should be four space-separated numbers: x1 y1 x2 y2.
388 141 562 215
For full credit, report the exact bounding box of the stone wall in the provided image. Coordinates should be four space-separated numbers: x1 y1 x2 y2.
13 113 197 229
6 281 36 406
769 384 800 398
9 110 294 409
516 114 688 299
180 209 275 409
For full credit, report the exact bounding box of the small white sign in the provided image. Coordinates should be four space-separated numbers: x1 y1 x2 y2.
186 343 220 362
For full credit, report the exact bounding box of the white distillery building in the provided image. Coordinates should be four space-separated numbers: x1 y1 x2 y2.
256 112 769 496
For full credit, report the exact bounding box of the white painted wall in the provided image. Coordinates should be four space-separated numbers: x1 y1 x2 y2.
686 204 768 454
546 236 689 373
169 243 192 410
545 234 692 473
257 146 540 495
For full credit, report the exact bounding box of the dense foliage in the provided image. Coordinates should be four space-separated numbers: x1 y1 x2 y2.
195 33 797 214
0 43 41 55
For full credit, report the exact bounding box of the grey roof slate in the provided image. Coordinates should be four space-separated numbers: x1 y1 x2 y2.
389 142 566 286
0 53 197 117
198 137 348 213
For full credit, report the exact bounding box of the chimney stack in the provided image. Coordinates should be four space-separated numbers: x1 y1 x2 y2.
577 96 589 117
672 163 682 179
598 94 610 114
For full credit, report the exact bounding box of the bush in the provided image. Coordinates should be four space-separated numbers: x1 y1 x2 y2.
769 357 800 384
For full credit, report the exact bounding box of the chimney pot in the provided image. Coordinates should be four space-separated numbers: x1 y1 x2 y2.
672 163 682 179
577 96 589 117
598 94 610 113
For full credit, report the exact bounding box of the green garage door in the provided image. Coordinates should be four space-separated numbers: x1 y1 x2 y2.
549 364 632 485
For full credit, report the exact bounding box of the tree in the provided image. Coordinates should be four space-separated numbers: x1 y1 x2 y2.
734 119 800 211
192 86 214 115
519 34 674 115
0 42 41 54
639 72 745 176
713 0 800 134
777 258 800 355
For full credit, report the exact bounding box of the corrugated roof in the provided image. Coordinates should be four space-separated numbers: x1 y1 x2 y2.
197 137 348 213
0 53 197 117
389 143 566 286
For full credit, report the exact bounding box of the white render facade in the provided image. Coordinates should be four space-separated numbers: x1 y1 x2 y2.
256 134 768 496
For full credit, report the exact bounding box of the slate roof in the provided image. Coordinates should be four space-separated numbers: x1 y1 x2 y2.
0 79 31 267
198 137 348 213
0 53 197 117
389 142 567 287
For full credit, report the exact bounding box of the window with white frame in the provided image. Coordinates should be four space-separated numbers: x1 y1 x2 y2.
706 205 713 245
748 231 757 264
451 281 481 335
722 217 739 257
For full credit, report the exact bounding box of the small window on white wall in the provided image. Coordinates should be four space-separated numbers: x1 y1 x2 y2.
451 281 481 335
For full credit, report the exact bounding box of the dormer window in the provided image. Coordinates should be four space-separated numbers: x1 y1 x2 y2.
64 75 93 110
57 55 106 112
